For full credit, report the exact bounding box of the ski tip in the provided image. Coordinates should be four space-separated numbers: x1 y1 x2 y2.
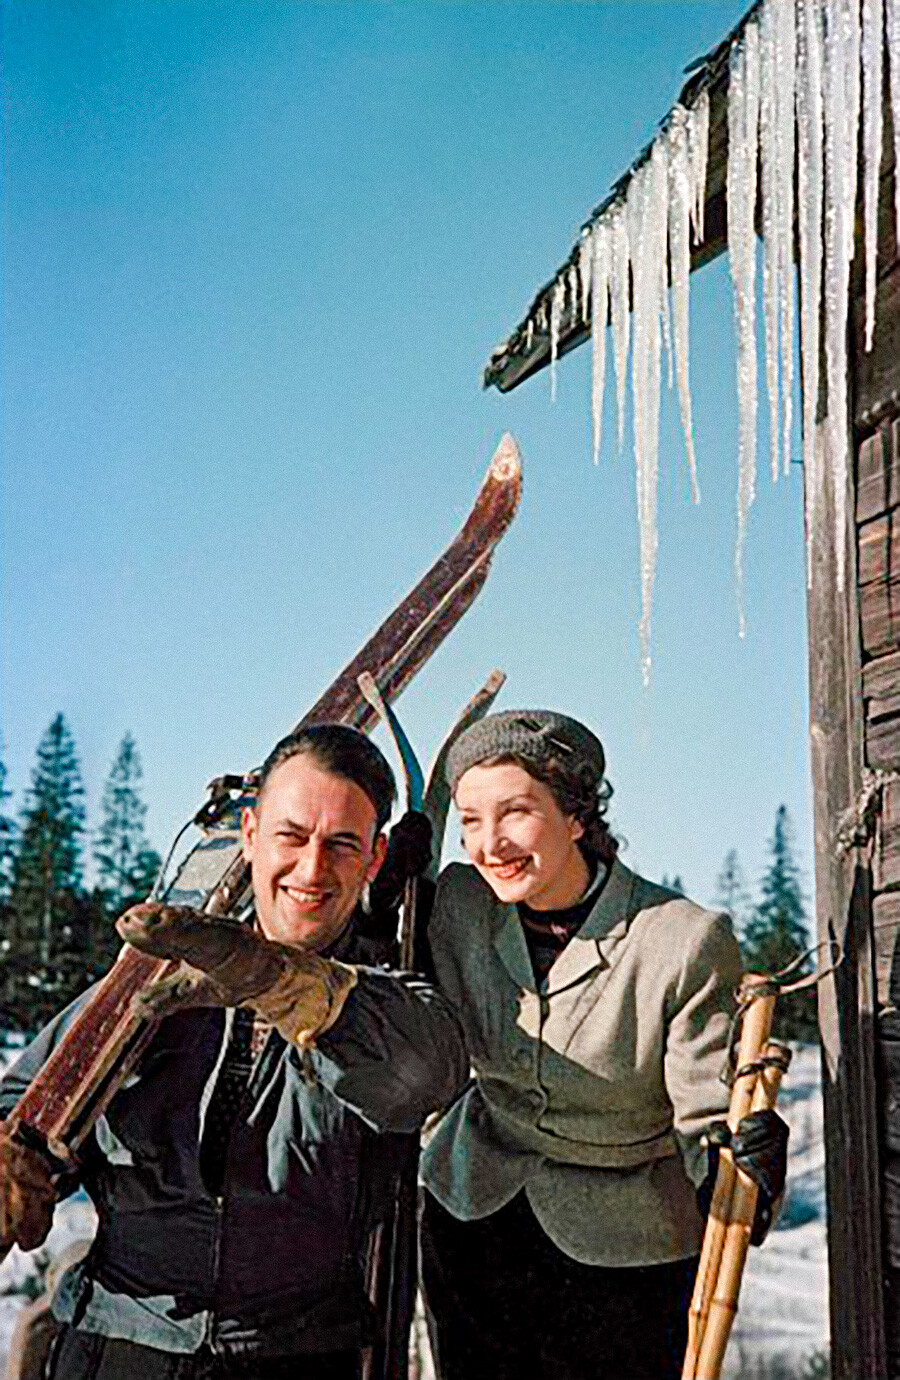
490 432 523 484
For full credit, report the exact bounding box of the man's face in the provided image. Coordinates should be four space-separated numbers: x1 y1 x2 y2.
241 754 387 951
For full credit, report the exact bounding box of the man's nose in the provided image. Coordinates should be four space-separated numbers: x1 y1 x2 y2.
291 839 331 881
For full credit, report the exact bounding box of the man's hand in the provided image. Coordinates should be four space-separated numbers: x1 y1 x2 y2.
0 1124 57 1255
118 904 358 1049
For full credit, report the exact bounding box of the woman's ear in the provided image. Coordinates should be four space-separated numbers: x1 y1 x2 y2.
569 817 585 842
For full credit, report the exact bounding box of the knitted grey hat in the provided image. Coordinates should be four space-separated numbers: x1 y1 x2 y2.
446 709 605 794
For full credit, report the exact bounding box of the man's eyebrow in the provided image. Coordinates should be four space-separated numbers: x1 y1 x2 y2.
275 818 365 844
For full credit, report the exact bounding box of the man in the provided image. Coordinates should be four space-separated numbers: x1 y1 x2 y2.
0 725 465 1380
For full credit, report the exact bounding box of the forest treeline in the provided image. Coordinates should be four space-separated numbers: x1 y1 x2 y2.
0 714 161 1032
0 716 817 1040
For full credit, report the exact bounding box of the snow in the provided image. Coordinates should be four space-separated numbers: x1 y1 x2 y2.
727 16 761 639
722 1043 830 1376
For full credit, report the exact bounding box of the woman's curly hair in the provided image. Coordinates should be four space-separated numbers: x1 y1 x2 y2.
479 751 619 866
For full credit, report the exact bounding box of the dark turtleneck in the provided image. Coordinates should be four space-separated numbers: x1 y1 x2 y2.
518 861 608 988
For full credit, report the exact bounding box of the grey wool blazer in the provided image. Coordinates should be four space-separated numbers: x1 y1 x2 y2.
420 857 743 1267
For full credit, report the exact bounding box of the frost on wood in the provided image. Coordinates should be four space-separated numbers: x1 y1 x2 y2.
667 106 700 502
590 222 611 464
862 0 884 351
797 0 825 586
727 17 761 637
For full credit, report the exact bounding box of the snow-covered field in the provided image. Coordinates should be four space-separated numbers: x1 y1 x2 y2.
0 1043 828 1379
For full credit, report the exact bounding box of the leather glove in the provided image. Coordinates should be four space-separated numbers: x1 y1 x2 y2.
697 1109 789 1246
0 1123 57 1254
118 904 358 1050
368 811 433 915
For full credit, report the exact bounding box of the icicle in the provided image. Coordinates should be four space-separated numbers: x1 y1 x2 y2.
627 138 668 686
774 0 796 477
568 263 581 328
667 106 700 502
590 221 611 464
862 0 884 350
549 278 565 401
608 202 631 451
760 0 782 484
688 89 710 244
579 231 593 323
887 0 900 249
822 0 860 594
526 316 534 351
796 0 825 586
727 18 761 638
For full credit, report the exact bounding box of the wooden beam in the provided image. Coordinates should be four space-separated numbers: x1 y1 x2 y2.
482 66 730 395
808 414 887 1378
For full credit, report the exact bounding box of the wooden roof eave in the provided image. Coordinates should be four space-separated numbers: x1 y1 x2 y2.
482 20 745 395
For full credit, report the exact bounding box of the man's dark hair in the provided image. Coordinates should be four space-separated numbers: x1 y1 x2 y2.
257 725 396 833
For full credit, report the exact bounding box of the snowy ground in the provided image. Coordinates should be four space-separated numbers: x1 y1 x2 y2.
722 1043 829 1378
0 1043 828 1379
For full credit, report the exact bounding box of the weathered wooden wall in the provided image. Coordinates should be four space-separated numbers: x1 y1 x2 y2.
847 111 900 1376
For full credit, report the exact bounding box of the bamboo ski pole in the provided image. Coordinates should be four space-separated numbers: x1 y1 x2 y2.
682 975 776 1378
693 1041 792 1379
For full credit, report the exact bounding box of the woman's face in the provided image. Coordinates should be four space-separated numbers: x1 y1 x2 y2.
454 761 589 911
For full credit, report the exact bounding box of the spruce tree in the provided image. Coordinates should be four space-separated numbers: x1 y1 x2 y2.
6 715 88 1028
713 849 751 937
742 805 817 1041
94 734 161 915
0 755 16 903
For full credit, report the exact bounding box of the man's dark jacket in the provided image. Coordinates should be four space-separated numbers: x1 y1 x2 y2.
0 925 468 1359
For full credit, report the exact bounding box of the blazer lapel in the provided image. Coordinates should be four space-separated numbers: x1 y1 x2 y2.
546 858 639 995
493 905 538 992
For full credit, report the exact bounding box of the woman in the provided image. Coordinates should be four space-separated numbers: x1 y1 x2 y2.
419 708 786 1380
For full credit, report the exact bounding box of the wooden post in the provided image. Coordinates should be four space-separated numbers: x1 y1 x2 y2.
807 416 886 1378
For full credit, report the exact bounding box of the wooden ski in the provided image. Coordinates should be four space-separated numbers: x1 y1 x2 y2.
2 435 522 1192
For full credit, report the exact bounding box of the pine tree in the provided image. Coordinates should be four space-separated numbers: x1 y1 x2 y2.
92 735 161 972
660 873 685 895
742 805 817 1041
713 849 752 937
94 734 161 915
5 715 88 1029
0 754 16 903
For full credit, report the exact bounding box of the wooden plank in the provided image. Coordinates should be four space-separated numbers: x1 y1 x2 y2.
808 414 887 1379
875 780 900 893
860 578 900 658
874 892 900 1008
864 647 900 701
868 714 900 771
859 513 900 586
857 421 900 523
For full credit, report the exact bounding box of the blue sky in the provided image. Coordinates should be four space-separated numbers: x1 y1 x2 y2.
3 0 812 911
